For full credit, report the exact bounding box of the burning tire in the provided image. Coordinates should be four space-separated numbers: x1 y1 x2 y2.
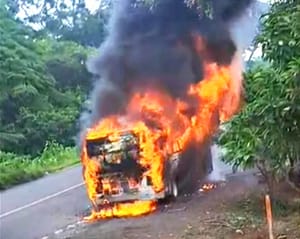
170 178 178 198
165 176 178 198
159 159 179 203
158 177 178 205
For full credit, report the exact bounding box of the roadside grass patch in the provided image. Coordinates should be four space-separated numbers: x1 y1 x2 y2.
224 192 300 238
180 191 300 239
0 142 79 190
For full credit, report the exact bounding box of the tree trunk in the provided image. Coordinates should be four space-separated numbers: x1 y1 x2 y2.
255 157 275 197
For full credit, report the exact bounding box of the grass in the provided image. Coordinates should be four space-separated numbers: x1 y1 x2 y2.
0 142 79 190
179 190 300 239
229 193 300 222
224 192 300 238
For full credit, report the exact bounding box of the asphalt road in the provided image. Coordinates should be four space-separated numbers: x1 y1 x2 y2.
0 145 233 239
0 166 89 239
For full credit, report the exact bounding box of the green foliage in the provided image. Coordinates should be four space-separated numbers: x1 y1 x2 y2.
16 99 81 154
228 193 300 230
220 60 300 172
0 4 57 153
218 0 300 191
0 142 78 190
256 0 300 69
0 3 95 155
6 0 110 47
36 39 93 91
0 0 97 188
58 10 109 47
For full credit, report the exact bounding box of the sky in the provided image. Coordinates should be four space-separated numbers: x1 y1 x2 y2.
85 0 102 13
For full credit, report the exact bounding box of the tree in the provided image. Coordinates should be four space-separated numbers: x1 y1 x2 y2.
218 0 300 194
6 0 110 47
36 39 93 91
0 2 56 152
0 2 91 155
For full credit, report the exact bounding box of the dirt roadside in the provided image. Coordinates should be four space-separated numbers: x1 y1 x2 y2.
49 170 299 239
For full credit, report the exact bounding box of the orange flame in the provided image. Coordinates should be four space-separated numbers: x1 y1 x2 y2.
199 183 217 192
84 201 157 221
81 35 242 220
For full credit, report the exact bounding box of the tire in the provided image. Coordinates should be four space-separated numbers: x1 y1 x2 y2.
170 178 178 198
165 177 178 198
159 178 178 204
90 199 101 212
206 147 213 174
176 141 213 194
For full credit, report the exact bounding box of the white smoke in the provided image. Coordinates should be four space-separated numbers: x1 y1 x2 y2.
229 0 261 52
207 1 262 181
207 145 232 181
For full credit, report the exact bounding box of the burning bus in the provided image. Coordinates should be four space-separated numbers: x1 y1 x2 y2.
82 125 213 213
79 0 255 220
80 64 238 220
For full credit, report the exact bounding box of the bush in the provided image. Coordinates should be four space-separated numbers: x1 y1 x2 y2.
0 142 79 190
218 0 300 195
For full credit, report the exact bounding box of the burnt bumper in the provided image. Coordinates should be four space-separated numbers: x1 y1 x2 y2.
95 187 165 204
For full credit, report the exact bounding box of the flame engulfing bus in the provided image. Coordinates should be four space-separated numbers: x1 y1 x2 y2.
78 0 256 220
82 128 213 213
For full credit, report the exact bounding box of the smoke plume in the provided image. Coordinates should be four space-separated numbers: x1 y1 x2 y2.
80 0 256 140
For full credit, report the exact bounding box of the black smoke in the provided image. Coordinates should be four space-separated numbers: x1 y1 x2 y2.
81 0 254 135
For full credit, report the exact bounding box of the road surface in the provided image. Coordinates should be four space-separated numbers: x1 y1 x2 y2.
0 166 89 239
0 145 233 239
